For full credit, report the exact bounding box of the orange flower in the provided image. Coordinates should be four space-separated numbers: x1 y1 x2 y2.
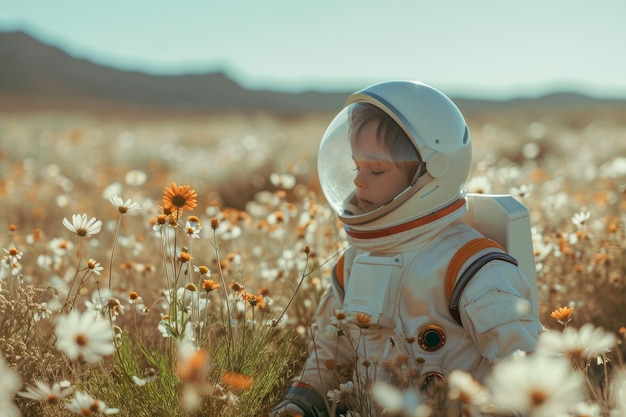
243 292 265 309
355 312 372 328
177 348 208 384
178 251 192 263
550 306 573 325
202 279 220 293
593 252 611 265
162 182 197 214
220 371 253 390
229 282 245 294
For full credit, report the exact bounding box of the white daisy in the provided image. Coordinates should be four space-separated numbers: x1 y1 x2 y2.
327 381 354 404
62 213 102 237
486 353 584 417
330 309 349 328
109 194 141 215
18 380 73 403
86 258 104 276
0 355 21 417
49 237 73 256
184 220 201 239
66 391 119 415
447 369 491 407
33 302 52 322
105 298 125 321
538 323 617 360
124 170 147 186
572 401 601 417
610 369 626 417
130 368 158 388
3 247 23 263
371 381 430 416
571 209 591 229
270 172 296 189
54 310 115 362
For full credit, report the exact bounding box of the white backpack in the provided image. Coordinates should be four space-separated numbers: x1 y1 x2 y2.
448 193 538 325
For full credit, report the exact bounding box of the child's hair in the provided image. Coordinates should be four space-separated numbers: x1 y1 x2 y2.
349 102 423 183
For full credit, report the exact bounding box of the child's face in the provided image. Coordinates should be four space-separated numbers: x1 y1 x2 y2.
351 120 411 213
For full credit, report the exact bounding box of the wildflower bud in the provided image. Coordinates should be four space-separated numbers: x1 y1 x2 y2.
144 367 158 379
185 283 197 292
156 214 167 225
178 252 192 263
129 291 140 301
229 282 244 293
211 217 219 230
304 246 310 255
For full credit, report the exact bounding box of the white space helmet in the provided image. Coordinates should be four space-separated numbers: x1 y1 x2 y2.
317 80 471 230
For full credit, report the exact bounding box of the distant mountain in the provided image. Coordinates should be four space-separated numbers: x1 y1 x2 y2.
1 30 625 114
0 31 351 113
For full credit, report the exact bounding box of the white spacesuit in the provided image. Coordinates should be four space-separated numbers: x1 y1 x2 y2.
272 81 543 417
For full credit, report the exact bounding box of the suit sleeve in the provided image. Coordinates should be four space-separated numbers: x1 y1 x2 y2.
458 260 543 363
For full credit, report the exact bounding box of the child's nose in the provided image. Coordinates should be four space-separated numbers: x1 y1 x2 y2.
354 172 366 188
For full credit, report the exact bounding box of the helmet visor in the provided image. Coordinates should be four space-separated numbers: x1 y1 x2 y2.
317 102 423 223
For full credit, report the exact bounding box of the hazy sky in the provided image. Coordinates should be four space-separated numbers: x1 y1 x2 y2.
1 0 625 99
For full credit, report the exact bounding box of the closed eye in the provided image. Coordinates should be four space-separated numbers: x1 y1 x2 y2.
353 159 387 175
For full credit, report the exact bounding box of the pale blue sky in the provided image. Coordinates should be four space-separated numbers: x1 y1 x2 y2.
1 0 625 99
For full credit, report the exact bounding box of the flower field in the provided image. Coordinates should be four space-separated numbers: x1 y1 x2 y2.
1 103 626 416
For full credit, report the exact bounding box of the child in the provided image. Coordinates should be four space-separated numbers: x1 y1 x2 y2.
271 81 543 417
